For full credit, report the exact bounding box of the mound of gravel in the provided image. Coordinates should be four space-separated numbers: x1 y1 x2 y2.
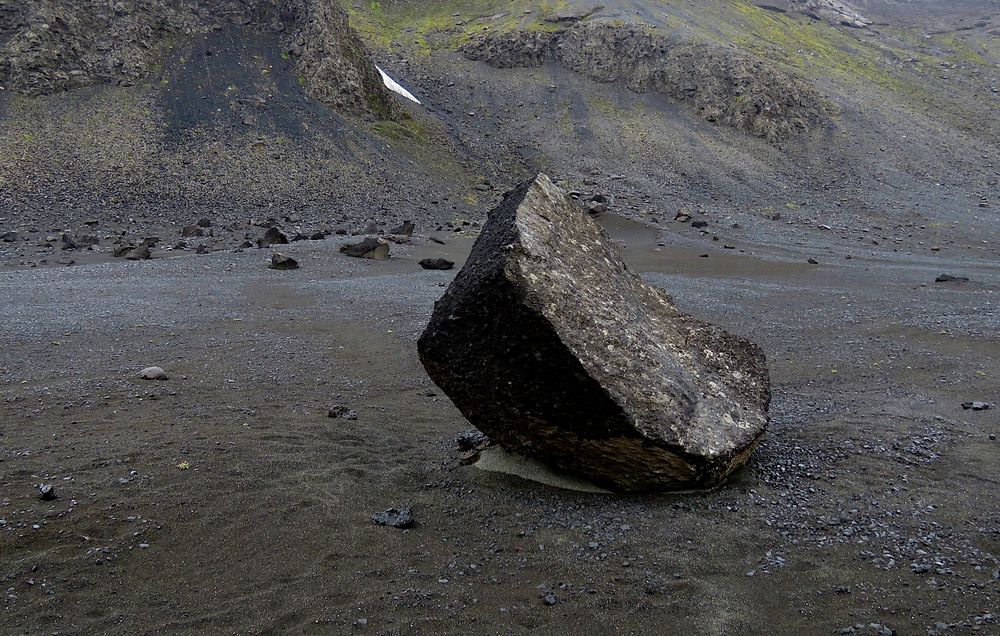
0 0 400 120
461 21 831 141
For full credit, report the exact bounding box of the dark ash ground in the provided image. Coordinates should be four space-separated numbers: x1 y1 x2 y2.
1 0 998 634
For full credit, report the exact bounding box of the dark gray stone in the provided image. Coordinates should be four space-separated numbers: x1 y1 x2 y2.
417 174 770 491
936 274 969 283
269 253 299 270
340 237 389 260
962 401 991 411
419 258 454 271
258 227 289 248
373 507 414 529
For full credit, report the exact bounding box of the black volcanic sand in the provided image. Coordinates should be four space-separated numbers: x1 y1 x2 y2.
1 217 997 635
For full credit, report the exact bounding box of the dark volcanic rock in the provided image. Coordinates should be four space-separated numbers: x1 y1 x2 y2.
389 220 415 236
962 401 992 411
419 258 455 271
269 253 299 270
461 22 830 141
418 174 770 491
372 507 415 529
38 484 56 501
935 274 969 283
125 244 151 260
258 227 290 248
1 231 17 242
340 237 390 260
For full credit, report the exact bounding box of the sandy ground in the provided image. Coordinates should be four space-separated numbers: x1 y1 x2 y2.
1 215 997 635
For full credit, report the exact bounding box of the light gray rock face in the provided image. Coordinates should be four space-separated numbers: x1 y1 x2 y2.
418 174 771 491
790 0 872 28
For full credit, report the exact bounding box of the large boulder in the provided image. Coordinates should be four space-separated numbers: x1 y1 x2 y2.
417 174 770 491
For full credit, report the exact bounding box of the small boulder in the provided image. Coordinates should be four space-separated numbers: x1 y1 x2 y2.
258 227 290 248
1 231 17 242
340 238 390 260
181 225 204 237
373 507 415 529
38 484 56 501
125 244 151 260
269 253 299 270
962 401 992 411
328 405 358 420
389 221 415 236
196 217 213 228
691 220 709 229
419 258 455 271
139 366 169 380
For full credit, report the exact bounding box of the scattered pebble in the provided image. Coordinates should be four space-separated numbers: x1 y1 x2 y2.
138 366 169 381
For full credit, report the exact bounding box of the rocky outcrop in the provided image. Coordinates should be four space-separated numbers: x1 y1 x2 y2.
790 0 872 29
461 22 830 141
418 174 770 492
0 0 401 120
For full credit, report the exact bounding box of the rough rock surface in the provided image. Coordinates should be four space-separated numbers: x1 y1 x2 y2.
461 21 829 141
418 174 770 491
791 0 872 29
0 0 400 119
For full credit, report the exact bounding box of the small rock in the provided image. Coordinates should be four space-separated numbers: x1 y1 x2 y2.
419 258 455 270
196 217 212 228
587 200 607 214
125 244 151 260
181 225 204 237
258 227 290 248
372 507 415 529
674 210 692 223
340 238 390 260
389 221 415 236
310 231 327 241
808 257 819 264
328 405 358 420
139 366 169 381
38 484 56 501
1 231 18 242
541 592 558 606
457 430 490 451
962 401 991 411
935 274 969 283
691 220 708 229
269 253 299 270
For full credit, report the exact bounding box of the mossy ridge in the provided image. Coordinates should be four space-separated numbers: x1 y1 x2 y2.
341 0 569 56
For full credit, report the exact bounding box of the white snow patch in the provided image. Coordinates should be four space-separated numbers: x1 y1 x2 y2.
376 65 421 105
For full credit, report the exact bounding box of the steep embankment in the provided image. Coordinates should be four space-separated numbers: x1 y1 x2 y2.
0 0 400 119
461 21 832 141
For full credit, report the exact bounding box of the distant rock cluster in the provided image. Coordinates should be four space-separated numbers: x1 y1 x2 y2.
0 0 401 120
461 21 831 141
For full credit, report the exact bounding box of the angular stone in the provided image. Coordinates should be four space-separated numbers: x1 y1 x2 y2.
417 174 770 491
258 227 289 248
340 237 390 260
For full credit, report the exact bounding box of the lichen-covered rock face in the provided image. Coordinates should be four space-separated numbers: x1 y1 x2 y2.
0 0 400 120
461 21 830 142
418 174 771 492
